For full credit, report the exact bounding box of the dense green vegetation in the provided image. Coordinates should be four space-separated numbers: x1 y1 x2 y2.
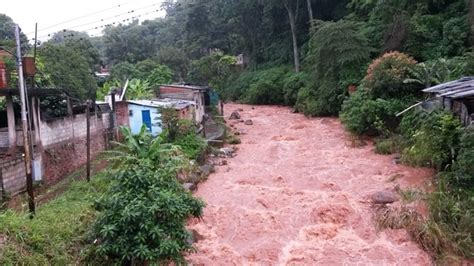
0 126 206 264
87 127 204 264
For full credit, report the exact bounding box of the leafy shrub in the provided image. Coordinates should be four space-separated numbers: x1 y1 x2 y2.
282 71 310 106
364 51 421 99
88 127 204 264
159 108 207 161
447 127 474 189
402 111 462 170
146 64 174 86
222 70 256 101
126 79 153 100
296 80 346 116
243 66 288 105
160 108 196 142
375 137 401 155
173 133 207 161
340 89 410 135
404 58 468 89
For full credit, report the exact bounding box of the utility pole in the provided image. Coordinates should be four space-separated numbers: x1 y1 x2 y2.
86 100 91 182
15 25 35 216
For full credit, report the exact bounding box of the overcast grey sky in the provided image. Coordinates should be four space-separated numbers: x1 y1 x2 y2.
3 0 166 42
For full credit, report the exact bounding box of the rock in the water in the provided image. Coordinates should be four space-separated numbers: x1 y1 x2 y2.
183 183 197 191
200 164 215 177
229 110 241 120
186 229 205 245
244 119 253 125
238 108 244 112
371 191 399 204
220 147 235 156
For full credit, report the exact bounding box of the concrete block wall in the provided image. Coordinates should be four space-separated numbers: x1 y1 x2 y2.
1 157 26 197
115 102 129 127
1 111 115 198
42 131 106 184
0 131 9 147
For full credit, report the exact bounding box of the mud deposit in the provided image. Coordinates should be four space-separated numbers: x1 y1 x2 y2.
187 104 433 265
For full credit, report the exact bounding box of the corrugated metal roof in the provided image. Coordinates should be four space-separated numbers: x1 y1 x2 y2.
128 98 195 110
160 84 208 91
423 77 474 99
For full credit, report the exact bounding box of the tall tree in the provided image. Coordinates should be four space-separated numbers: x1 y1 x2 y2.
283 0 301 72
306 0 314 22
470 0 474 46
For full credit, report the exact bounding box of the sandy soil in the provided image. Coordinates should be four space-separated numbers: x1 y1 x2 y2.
187 104 433 265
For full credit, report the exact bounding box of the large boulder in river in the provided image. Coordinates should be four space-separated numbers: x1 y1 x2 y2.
229 110 241 120
371 190 399 204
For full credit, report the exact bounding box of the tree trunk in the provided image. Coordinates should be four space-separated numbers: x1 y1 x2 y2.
285 0 300 72
470 0 474 46
306 0 314 23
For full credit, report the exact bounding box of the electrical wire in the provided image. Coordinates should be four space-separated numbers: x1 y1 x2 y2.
27 2 130 35
35 2 165 41
33 0 218 43
42 2 162 36
36 8 163 42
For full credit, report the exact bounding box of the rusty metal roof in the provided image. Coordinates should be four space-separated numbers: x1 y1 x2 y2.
423 77 474 99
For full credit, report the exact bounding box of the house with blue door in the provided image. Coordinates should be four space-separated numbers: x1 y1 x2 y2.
128 99 195 137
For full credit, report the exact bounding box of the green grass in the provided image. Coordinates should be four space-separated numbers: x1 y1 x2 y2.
399 188 424 203
0 172 110 265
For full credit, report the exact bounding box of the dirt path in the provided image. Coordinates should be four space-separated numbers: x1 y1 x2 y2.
188 104 433 265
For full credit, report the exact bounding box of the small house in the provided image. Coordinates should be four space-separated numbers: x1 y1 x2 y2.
158 85 210 124
128 99 195 136
422 77 474 126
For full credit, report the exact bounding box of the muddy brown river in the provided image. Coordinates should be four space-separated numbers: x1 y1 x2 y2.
187 104 433 265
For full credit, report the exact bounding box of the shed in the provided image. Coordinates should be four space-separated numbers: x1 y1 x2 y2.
128 99 195 136
158 85 210 124
422 76 474 125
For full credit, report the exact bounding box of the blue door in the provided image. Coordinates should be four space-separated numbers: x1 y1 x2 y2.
142 110 152 132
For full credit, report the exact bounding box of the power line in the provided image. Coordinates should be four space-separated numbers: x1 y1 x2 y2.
36 7 163 41
50 2 162 34
33 0 218 43
27 2 130 35
35 2 164 40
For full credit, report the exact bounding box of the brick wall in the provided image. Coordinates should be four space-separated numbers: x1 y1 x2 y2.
41 131 105 184
0 157 26 197
115 101 129 127
160 86 190 94
1 111 115 198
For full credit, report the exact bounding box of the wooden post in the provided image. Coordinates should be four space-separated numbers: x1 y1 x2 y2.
110 91 117 141
86 100 91 182
202 116 206 138
6 95 16 149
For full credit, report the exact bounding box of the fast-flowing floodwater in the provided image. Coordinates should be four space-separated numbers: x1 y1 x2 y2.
187 104 433 265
